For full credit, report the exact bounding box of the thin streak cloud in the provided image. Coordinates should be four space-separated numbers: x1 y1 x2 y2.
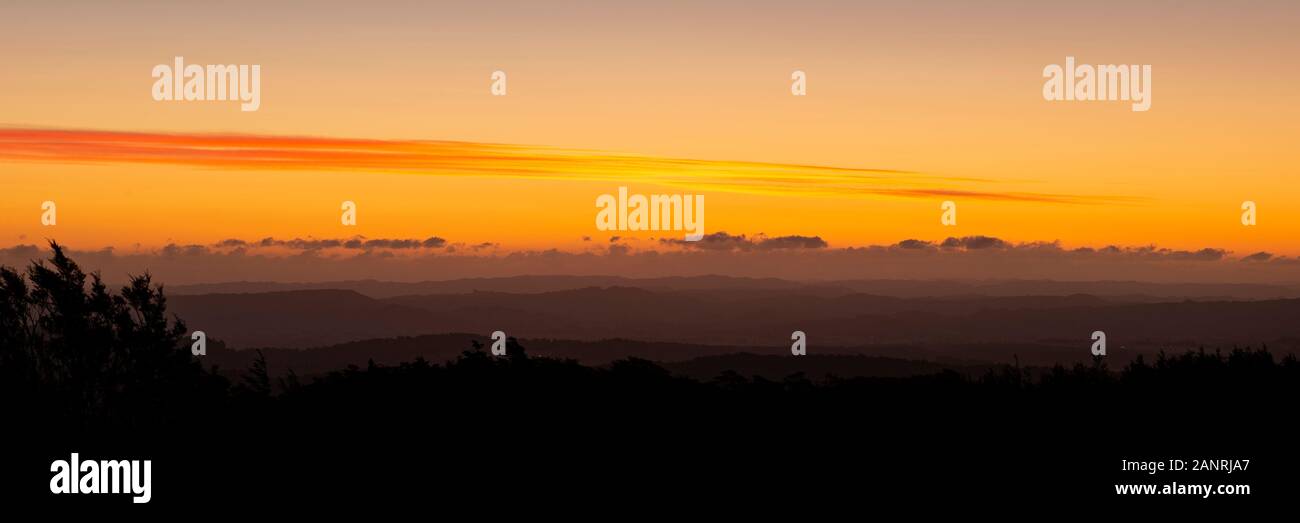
0 127 1130 204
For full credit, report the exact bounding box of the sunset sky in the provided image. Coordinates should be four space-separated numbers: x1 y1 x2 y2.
2 1 1298 270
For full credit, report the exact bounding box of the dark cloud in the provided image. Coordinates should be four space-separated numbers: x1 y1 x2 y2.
1120 245 1227 262
661 232 828 251
895 239 933 250
285 238 343 250
359 239 422 249
1017 241 1063 252
756 235 827 250
941 236 1009 250
660 232 752 251
1241 251 1273 262
1173 248 1228 261
226 236 447 251
160 244 209 257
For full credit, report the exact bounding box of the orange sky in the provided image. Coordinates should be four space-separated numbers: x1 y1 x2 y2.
1 1 1297 256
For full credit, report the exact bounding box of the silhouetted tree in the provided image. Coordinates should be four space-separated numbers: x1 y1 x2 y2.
0 241 220 428
241 349 272 397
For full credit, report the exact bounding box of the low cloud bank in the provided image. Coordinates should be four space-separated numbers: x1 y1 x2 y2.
2 234 1297 285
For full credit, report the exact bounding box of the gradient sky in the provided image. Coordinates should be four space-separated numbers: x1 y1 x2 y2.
2 0 1298 260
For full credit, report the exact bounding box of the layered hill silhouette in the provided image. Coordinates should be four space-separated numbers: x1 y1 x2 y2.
6 243 1297 508
170 281 1300 365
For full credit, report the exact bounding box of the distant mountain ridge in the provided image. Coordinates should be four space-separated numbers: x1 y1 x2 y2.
170 284 1300 362
169 275 1300 300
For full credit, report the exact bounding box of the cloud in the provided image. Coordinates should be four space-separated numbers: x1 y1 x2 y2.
658 232 827 251
1169 248 1228 262
222 236 448 252
756 235 828 250
1241 251 1273 262
5 236 1296 286
0 127 1130 204
0 244 42 259
160 244 209 257
661 232 754 251
1108 245 1228 262
355 239 421 249
895 239 933 250
940 236 1009 250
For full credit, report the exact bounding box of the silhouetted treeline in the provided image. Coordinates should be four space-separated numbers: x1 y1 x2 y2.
0 243 228 430
3 243 1297 433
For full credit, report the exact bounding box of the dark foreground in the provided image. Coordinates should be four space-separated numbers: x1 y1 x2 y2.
2 245 1294 512
5 346 1296 512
